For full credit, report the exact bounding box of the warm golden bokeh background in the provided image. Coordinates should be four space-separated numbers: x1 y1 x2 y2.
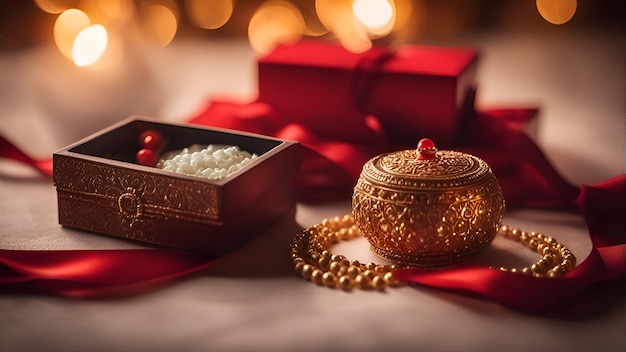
1 1 623 57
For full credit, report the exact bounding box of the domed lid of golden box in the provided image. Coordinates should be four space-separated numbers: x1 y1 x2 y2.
352 138 506 267
360 138 493 190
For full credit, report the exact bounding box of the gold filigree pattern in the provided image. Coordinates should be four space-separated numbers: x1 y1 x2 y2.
352 148 505 266
53 155 221 245
54 156 219 218
362 150 490 190
118 188 144 220
379 150 475 178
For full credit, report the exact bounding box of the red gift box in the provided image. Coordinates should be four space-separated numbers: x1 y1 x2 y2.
257 40 478 147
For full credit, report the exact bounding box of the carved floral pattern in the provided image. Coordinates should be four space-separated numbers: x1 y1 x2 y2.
54 155 220 243
352 150 505 266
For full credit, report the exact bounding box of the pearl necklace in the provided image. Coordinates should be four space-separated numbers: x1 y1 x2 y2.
290 215 576 290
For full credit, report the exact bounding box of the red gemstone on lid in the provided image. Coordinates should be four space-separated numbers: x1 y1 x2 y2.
417 138 435 151
417 138 437 160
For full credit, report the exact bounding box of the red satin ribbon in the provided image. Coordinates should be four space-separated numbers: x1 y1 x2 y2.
0 107 623 314
189 101 581 207
0 135 52 176
0 248 214 298
394 175 626 313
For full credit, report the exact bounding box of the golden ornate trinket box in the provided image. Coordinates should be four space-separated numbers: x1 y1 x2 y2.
352 138 505 266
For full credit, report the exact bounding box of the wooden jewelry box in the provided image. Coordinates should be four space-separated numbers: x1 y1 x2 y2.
53 116 301 256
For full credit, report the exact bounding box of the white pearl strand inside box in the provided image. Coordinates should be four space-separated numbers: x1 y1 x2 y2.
157 144 258 180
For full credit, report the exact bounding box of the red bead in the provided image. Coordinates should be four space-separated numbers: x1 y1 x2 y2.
136 148 159 167
417 138 435 151
417 138 437 160
139 129 164 151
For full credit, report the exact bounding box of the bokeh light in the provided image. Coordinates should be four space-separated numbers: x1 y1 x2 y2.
536 0 577 25
72 23 108 66
185 0 233 30
391 0 413 33
316 0 371 53
77 0 134 25
135 3 179 47
33 0 75 14
248 1 305 55
53 8 91 60
30 0 597 68
353 0 395 37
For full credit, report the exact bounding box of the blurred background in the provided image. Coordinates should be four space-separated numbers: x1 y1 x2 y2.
1 1 623 55
0 0 623 184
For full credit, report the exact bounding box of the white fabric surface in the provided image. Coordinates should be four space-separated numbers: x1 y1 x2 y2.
0 27 624 352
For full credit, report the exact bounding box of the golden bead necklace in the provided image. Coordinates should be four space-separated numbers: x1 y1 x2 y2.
290 215 576 290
